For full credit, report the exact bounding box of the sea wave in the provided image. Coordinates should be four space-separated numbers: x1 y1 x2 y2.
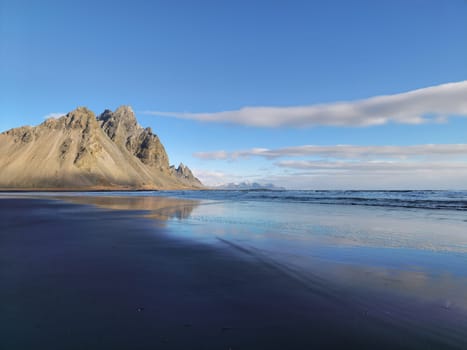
152 190 467 211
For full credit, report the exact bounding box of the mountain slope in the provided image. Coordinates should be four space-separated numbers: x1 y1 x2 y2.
0 106 203 190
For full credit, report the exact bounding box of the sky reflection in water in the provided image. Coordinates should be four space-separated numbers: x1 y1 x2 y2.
54 194 467 312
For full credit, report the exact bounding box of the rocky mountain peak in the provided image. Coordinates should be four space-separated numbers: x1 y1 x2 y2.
98 106 170 171
170 163 202 187
177 163 188 174
37 107 97 132
98 105 139 142
65 107 98 130
0 105 203 190
114 105 138 127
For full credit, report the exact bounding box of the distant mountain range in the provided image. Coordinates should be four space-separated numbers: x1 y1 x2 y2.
0 106 203 190
213 182 285 190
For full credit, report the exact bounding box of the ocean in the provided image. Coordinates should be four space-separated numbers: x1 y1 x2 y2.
150 189 467 210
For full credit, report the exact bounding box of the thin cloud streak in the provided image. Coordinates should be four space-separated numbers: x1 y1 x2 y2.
268 161 467 189
261 171 467 190
194 144 467 161
276 160 467 172
142 81 467 128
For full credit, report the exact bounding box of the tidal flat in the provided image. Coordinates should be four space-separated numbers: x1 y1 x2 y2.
1 192 467 349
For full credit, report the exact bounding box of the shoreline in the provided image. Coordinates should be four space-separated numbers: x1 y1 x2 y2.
1 196 466 349
0 187 205 192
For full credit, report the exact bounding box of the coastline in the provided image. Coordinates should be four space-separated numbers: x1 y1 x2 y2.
1 195 466 349
0 186 205 192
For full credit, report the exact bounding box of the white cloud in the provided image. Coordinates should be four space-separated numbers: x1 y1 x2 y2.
191 169 241 187
248 160 467 189
43 112 65 120
192 168 268 187
194 150 230 160
194 144 467 161
193 145 467 189
275 160 467 172
259 169 467 190
142 81 467 128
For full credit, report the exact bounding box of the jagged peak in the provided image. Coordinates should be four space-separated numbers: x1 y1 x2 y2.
67 106 95 119
176 163 193 176
144 126 153 134
98 105 140 129
72 106 94 113
99 106 137 138
98 109 113 120
113 105 137 123
115 105 134 114
62 106 98 129
170 162 202 186
0 105 204 189
67 106 96 119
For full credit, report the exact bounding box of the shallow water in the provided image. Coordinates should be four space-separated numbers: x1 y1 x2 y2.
46 192 467 310
2 191 467 348
168 198 467 310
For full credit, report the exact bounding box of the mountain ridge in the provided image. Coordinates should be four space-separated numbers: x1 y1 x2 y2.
0 106 203 190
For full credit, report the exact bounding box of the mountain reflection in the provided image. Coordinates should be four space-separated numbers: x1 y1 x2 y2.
56 195 200 221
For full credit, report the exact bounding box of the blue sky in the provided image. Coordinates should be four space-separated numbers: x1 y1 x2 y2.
1 0 467 189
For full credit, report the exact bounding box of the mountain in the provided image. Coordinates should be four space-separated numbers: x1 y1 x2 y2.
0 106 203 190
214 182 286 190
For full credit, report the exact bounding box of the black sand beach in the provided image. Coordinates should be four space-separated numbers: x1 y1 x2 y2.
1 196 467 349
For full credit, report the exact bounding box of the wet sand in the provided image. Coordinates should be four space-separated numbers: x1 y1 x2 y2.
1 196 466 349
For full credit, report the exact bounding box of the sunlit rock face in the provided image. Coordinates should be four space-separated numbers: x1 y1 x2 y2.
98 106 170 172
170 163 203 187
0 106 203 190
